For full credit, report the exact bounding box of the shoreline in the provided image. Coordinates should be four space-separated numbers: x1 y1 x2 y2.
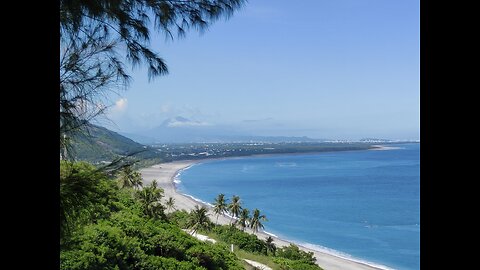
139 155 393 270
369 145 403 151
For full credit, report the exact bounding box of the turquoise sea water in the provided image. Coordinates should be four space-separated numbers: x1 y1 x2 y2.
176 143 420 270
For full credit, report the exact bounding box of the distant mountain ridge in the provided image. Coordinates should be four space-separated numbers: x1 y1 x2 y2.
68 122 323 163
120 116 324 144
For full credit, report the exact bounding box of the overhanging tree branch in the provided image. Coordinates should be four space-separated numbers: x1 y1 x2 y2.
59 0 246 160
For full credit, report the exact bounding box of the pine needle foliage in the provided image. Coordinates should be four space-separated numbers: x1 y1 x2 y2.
59 0 246 159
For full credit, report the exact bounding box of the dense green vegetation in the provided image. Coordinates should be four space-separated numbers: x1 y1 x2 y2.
60 161 323 269
60 161 244 269
212 225 268 254
274 244 319 270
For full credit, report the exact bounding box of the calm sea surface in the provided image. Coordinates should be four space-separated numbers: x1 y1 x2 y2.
176 143 420 270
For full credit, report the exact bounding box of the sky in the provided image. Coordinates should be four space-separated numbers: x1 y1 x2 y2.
104 0 420 141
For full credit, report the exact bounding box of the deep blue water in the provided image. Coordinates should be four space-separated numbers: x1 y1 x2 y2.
176 143 420 270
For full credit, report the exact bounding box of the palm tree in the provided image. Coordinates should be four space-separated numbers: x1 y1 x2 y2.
136 180 164 218
187 205 212 234
238 208 250 231
165 197 176 213
250 208 268 233
265 236 276 255
228 195 242 225
132 171 143 189
150 179 158 189
118 165 143 189
213 193 228 223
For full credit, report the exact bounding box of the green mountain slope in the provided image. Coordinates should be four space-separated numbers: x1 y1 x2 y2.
70 124 163 164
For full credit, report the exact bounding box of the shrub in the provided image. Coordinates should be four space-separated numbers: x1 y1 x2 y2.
186 244 244 270
169 209 191 228
273 257 323 270
60 161 121 243
275 244 319 268
212 225 267 254
60 222 145 270
139 255 204 270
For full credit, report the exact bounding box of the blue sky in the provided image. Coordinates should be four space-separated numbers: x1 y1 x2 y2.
104 0 420 140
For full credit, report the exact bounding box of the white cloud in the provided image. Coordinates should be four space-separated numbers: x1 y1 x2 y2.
115 98 128 111
160 104 172 113
107 98 128 120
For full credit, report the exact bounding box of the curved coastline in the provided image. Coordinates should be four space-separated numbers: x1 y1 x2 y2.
139 156 392 270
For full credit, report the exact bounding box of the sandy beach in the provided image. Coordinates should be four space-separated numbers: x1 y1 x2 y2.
139 160 389 270
369 145 403 151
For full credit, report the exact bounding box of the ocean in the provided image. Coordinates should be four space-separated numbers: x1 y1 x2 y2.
176 143 420 270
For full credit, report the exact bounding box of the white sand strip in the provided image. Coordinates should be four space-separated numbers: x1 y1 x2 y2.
243 259 272 270
181 230 217 244
369 145 402 151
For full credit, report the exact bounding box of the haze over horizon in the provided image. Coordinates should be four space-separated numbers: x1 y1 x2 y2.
100 0 419 141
